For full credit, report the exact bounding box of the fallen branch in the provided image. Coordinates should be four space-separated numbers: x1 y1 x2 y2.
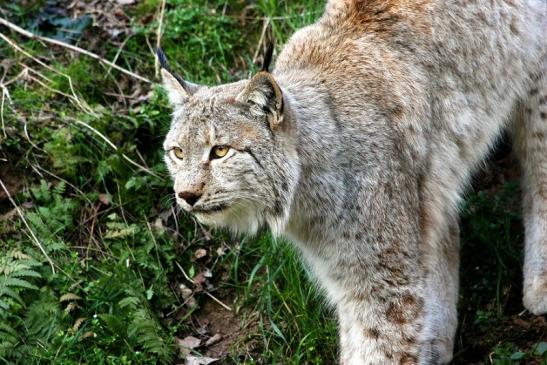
0 17 152 84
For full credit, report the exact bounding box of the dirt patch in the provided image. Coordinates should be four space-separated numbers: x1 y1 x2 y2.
453 312 547 365
0 161 25 204
187 299 260 361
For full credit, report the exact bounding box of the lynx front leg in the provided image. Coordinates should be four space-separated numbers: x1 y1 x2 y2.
337 292 425 365
327 245 427 365
419 214 459 365
513 68 547 315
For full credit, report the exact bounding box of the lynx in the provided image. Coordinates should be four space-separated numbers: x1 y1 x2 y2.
160 1 546 363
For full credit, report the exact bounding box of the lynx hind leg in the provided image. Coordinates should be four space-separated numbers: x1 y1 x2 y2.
513 69 547 315
419 214 459 365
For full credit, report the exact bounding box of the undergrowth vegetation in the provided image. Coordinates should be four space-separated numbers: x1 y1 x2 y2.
0 1 545 364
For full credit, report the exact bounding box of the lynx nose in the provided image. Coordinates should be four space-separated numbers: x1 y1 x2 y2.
178 191 201 206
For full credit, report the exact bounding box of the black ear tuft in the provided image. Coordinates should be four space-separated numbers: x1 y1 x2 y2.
156 48 190 90
261 42 275 72
156 48 170 70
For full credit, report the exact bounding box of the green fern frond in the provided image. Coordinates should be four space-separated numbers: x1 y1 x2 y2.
118 296 139 310
0 322 17 337
24 298 62 339
52 181 66 195
10 269 42 279
0 321 19 356
0 333 17 347
0 286 23 305
127 308 172 360
2 277 39 291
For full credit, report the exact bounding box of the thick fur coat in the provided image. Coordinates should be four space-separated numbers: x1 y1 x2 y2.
161 1 547 363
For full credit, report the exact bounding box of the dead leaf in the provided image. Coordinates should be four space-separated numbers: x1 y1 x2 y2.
201 228 213 241
195 249 207 259
176 336 201 356
179 284 193 300
178 284 197 307
153 217 163 230
99 193 110 205
215 246 226 256
192 272 207 288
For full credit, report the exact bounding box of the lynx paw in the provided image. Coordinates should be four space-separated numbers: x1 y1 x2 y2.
523 271 547 315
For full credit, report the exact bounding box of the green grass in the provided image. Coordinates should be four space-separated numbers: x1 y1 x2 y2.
0 1 545 364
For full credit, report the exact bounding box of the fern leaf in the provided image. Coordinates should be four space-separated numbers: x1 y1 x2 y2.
118 296 139 309
0 322 17 337
0 332 17 346
0 299 9 310
0 287 23 304
127 309 172 360
1 277 38 291
10 269 41 279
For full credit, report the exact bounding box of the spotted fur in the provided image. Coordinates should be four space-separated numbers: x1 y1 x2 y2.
161 1 546 364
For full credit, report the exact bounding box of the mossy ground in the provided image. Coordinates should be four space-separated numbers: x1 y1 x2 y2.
0 1 545 364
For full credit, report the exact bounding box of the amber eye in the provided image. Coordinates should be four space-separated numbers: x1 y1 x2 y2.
211 145 230 159
171 147 184 160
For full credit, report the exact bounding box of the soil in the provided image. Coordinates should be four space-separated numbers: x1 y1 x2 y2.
0 161 24 207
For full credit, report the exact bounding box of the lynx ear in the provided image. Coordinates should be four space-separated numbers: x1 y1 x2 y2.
237 72 284 130
157 48 199 105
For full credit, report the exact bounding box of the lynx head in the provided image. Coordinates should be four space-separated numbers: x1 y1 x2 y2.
159 49 299 235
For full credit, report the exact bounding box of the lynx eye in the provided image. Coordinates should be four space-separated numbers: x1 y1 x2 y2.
170 147 184 160
211 145 230 159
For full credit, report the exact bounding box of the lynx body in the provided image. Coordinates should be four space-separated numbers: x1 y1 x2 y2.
161 1 547 363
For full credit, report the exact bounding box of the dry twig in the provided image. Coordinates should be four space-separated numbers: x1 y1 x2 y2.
0 17 151 84
0 32 93 114
252 17 271 66
155 0 166 78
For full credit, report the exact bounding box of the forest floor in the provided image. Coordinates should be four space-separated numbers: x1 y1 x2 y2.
0 1 545 364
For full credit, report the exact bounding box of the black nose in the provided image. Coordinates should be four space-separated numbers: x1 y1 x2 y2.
178 191 201 206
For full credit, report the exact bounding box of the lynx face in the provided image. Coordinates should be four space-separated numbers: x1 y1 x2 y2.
161 65 297 234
